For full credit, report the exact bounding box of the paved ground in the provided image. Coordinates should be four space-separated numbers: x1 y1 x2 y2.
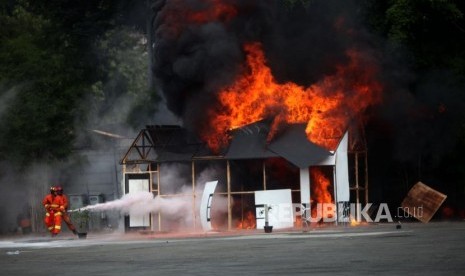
0 221 464 275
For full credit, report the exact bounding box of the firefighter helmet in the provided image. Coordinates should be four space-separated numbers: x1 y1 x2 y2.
50 186 56 194
55 185 63 195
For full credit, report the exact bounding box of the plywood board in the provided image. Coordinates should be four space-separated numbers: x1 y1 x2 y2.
401 182 447 223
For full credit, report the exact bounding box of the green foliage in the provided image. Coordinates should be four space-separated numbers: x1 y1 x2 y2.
0 1 159 166
0 4 50 83
0 3 83 164
88 27 160 130
385 0 465 73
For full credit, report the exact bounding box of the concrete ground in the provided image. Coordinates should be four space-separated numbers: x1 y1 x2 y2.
0 221 464 275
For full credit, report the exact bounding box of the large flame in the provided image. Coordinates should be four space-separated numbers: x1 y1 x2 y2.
203 42 382 151
310 168 333 220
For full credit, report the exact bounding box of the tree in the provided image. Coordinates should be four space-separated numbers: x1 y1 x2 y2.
368 0 465 75
0 2 86 164
0 0 159 165
361 0 465 209
88 26 159 131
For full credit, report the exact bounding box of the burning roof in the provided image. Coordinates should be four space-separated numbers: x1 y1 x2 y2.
141 0 384 166
267 123 332 168
225 120 278 160
226 120 332 168
122 122 335 169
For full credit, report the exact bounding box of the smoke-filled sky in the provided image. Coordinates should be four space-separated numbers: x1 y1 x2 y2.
151 0 465 207
152 0 377 132
150 0 465 164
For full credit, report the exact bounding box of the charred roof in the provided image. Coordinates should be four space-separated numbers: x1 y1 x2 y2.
121 123 336 168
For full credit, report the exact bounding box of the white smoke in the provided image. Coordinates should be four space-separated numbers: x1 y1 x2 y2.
70 165 229 230
72 191 190 219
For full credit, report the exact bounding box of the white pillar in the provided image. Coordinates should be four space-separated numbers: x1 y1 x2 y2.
335 131 350 223
335 131 350 202
300 168 311 221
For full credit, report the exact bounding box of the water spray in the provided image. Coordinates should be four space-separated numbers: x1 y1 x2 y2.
68 191 191 219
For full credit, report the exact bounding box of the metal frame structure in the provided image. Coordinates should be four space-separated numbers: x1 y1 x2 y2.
120 124 369 232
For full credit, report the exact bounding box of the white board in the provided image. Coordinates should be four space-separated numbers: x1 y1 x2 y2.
255 189 293 229
200 181 218 231
128 179 150 227
335 131 350 202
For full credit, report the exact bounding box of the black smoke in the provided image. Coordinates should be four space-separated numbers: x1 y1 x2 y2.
151 0 375 132
150 0 465 213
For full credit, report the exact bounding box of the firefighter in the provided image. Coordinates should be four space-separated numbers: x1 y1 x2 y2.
55 185 78 235
42 186 57 234
42 186 65 237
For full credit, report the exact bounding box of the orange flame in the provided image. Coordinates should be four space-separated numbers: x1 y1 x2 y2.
311 168 333 204
310 168 333 220
236 210 256 229
203 42 382 151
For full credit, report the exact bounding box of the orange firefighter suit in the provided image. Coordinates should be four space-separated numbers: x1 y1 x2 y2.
60 192 77 234
42 190 65 236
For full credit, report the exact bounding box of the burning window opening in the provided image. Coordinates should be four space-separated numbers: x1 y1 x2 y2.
310 167 335 223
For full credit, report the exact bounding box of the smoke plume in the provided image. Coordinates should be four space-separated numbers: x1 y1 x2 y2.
152 0 377 133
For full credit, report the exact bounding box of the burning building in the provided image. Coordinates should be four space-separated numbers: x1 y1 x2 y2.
119 0 384 232
121 121 370 232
